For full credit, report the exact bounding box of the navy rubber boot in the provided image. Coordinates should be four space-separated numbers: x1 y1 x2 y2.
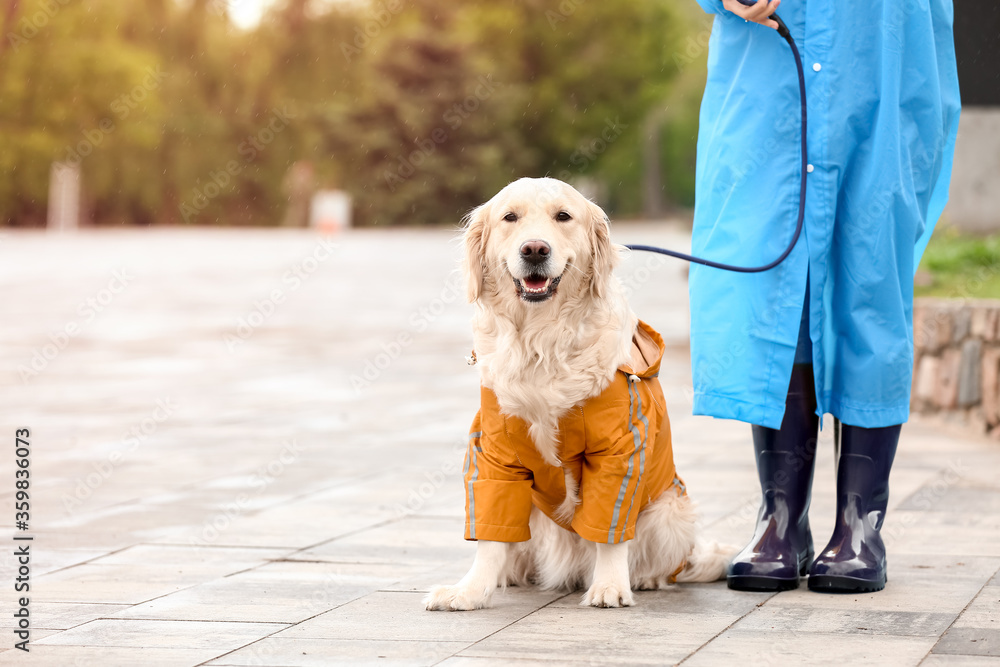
728 365 819 592
808 423 901 593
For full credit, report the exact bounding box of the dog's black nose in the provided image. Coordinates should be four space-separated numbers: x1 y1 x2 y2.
520 240 551 266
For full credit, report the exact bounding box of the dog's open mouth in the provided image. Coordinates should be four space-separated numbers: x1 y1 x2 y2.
513 274 562 303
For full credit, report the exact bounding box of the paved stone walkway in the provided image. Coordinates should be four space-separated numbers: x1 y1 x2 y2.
1 226 998 666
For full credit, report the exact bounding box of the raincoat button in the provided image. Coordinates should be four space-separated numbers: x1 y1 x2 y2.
812 63 822 72
629 374 641 384
807 164 815 173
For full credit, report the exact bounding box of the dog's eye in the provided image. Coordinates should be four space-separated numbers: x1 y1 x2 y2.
503 212 518 222
555 211 572 222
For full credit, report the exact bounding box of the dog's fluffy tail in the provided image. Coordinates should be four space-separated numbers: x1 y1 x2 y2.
673 539 736 583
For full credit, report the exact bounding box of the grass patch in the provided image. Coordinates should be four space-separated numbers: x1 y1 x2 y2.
915 227 1000 299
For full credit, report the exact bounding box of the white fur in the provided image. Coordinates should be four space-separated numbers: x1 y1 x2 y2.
425 540 507 611
425 178 734 612
585 542 634 607
553 468 580 525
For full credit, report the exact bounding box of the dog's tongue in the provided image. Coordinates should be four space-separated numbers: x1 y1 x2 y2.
524 277 548 290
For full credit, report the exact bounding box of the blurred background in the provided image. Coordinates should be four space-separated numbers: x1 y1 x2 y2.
0 0 997 289
0 0 712 230
1 3 999 661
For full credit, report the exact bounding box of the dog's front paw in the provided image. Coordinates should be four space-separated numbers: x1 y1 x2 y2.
424 584 492 611
582 581 635 608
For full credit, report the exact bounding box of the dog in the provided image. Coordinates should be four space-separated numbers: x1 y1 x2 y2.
424 178 733 611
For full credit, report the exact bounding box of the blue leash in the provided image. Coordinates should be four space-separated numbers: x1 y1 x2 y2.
625 10 807 273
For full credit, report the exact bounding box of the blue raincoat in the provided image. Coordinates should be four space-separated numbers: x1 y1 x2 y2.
689 0 961 429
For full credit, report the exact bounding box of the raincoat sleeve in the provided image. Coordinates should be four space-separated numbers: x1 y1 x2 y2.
694 0 726 15
463 414 534 543
573 391 652 545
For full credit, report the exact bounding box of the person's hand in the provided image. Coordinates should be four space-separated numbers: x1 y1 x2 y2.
721 0 780 31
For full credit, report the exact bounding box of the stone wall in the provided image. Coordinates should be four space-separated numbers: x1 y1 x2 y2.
912 299 1000 435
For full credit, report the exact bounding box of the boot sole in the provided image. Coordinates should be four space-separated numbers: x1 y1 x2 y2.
808 574 886 593
727 553 812 592
727 575 799 592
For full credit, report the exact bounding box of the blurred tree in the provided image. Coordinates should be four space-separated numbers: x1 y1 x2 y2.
282 0 310 35
0 0 166 225
326 0 535 225
469 0 684 178
0 0 704 227
0 0 21 66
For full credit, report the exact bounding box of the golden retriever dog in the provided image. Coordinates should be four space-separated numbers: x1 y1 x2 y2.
425 178 733 611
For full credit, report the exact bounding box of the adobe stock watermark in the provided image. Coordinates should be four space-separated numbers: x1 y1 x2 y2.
340 0 407 63
394 439 468 518
694 266 802 391
383 74 501 192
180 106 296 223
546 0 588 29
884 458 969 547
17 268 135 382
672 20 713 71
62 66 168 167
224 238 339 352
5 0 71 52
350 272 462 393
201 565 352 667
189 439 304 546
620 252 669 297
61 398 179 515
550 116 629 183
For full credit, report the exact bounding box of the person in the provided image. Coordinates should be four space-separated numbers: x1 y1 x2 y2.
688 0 961 592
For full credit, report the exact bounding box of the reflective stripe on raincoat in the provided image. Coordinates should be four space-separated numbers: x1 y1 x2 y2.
464 321 686 544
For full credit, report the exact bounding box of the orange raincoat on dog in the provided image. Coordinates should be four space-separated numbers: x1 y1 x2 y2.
464 321 686 545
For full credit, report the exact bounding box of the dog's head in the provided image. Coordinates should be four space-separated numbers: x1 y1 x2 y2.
462 178 618 306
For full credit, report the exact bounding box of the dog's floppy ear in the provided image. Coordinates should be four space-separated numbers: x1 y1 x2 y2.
462 203 490 303
588 200 618 299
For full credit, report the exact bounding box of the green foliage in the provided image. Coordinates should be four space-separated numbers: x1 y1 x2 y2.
0 0 706 227
324 1 533 225
0 0 167 224
916 227 1000 299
